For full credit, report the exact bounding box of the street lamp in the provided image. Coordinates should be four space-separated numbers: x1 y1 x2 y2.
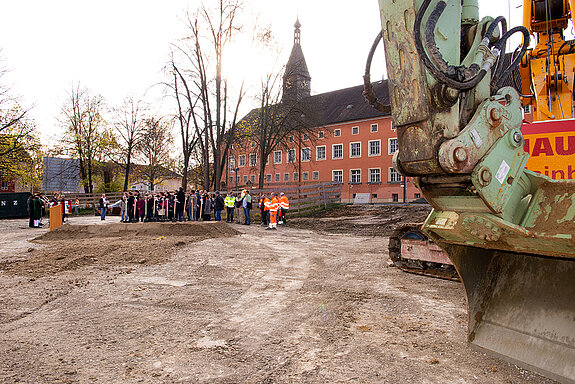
234 168 239 192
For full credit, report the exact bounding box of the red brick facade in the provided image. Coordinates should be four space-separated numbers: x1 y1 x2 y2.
226 115 420 203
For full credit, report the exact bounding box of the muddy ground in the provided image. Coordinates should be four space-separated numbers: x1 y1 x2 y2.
0 206 557 383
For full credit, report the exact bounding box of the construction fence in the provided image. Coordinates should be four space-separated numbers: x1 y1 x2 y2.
53 182 342 216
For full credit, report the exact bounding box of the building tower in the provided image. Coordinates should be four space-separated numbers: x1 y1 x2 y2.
283 18 311 103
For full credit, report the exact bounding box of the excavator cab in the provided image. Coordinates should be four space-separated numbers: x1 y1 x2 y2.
366 0 575 381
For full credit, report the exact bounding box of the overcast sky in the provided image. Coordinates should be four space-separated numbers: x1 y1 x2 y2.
0 0 522 145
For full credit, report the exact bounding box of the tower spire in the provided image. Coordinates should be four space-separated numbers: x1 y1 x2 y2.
294 18 301 45
283 17 311 102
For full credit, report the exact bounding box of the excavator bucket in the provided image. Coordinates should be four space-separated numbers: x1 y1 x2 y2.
442 244 575 383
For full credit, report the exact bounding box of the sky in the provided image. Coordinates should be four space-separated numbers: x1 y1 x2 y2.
0 0 523 146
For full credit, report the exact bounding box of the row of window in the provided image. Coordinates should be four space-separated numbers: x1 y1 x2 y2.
286 123 385 143
230 138 399 167
333 168 402 183
228 168 402 184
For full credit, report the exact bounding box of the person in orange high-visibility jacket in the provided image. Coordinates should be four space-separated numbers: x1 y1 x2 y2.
278 192 289 225
266 192 279 230
259 193 270 226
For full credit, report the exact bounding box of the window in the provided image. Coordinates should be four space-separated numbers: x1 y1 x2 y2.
352 126 359 135
288 135 294 143
392 193 399 202
275 173 280 182
303 133 309 141
389 138 399 154
316 145 326 160
288 149 296 163
313 171 319 180
332 144 343 159
334 129 341 137
266 174 272 182
1 181 8 190
332 170 343 182
228 156 235 169
243 175 248 182
350 169 361 184
249 153 257 166
273 150 282 164
239 155 246 167
303 171 309 181
236 176 240 183
350 142 361 158
229 176 234 183
318 131 324 139
369 168 381 183
369 140 381 156
414 193 421 199
371 123 378 132
250 175 256 183
389 167 402 182
301 148 311 161
284 173 289 181
293 172 299 181
266 156 269 165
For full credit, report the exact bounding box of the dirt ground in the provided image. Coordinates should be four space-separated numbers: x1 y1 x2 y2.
0 206 558 383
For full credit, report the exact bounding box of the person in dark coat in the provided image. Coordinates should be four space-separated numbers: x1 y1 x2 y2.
27 195 34 228
195 190 202 221
213 191 225 221
175 187 186 222
32 195 43 227
127 192 135 222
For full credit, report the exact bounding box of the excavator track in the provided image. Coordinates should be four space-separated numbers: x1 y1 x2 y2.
388 223 459 281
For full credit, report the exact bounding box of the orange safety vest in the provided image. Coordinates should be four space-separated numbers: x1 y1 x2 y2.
262 197 271 211
279 195 289 209
269 197 279 211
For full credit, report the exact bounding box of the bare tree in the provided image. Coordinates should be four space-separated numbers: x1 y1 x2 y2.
170 59 201 190
135 117 175 192
170 0 246 191
236 70 320 188
58 85 107 193
111 97 147 191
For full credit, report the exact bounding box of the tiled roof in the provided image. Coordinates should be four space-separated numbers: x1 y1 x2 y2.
236 81 390 131
306 81 390 125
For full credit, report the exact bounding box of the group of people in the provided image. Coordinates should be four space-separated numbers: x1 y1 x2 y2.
98 188 289 229
257 192 289 230
27 192 79 228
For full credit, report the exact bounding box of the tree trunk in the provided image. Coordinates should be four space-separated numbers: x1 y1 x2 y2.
123 151 131 191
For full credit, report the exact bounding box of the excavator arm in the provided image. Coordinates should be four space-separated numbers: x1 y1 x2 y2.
368 0 575 382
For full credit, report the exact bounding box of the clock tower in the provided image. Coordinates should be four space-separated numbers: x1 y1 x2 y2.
283 18 311 103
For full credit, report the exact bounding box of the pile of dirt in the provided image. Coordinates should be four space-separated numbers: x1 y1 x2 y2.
1 222 239 278
36 221 239 241
291 204 432 237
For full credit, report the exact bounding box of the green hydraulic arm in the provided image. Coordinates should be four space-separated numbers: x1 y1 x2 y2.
366 0 575 382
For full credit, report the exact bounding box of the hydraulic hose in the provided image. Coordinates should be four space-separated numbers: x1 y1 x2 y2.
492 26 530 89
414 0 488 90
362 30 387 112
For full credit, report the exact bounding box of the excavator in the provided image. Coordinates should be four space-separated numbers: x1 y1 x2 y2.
363 0 575 382
386 0 575 281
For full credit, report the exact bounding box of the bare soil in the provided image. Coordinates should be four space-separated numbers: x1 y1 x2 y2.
0 208 557 383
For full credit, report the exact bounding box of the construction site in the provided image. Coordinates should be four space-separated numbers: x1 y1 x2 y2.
0 205 559 383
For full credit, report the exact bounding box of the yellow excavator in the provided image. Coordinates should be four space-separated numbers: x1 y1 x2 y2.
364 0 575 382
520 0 575 121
